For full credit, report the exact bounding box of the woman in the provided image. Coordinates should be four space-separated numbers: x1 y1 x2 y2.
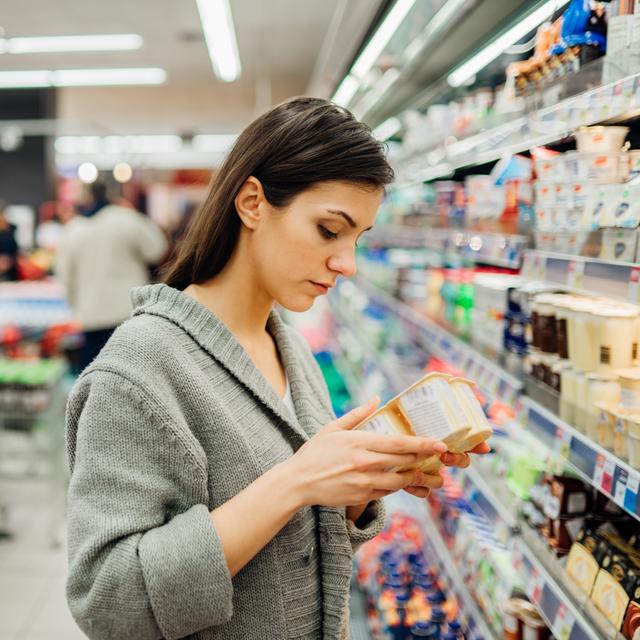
66 97 488 640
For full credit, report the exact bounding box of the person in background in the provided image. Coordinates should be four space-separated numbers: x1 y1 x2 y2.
0 199 19 282
56 181 168 371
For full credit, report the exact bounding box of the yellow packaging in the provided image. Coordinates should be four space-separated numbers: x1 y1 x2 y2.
447 377 493 452
591 569 631 629
566 543 600 595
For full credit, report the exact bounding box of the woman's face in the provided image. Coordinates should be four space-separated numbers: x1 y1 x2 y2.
248 180 383 312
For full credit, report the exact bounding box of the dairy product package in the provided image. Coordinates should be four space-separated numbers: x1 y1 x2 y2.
357 372 493 474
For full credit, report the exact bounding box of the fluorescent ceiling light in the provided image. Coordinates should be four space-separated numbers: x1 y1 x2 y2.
192 134 237 152
2 34 143 54
54 68 166 86
196 0 242 82
0 68 166 88
0 70 51 88
447 0 561 87
351 0 416 79
56 135 182 154
373 117 402 141
332 75 359 107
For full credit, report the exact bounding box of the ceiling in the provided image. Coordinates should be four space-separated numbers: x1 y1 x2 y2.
0 0 384 135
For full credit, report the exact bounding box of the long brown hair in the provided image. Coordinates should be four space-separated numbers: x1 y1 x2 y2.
163 97 394 290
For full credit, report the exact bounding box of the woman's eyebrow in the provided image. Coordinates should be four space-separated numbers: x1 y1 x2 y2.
326 209 357 228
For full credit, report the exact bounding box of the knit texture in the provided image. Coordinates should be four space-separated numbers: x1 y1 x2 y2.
65 283 385 640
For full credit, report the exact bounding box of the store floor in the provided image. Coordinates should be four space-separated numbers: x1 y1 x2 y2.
0 473 83 640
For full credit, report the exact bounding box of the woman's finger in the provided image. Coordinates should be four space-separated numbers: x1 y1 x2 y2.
441 452 471 468
359 433 447 458
468 442 491 455
411 471 444 489
367 470 418 492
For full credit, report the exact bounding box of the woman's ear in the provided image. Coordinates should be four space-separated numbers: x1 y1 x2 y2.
235 176 265 230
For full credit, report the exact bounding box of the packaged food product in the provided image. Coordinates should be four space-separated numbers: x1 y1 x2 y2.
625 413 640 469
569 302 599 372
623 600 640 640
502 598 527 640
519 607 550 639
534 182 555 207
560 365 577 424
612 184 640 228
447 377 493 452
594 307 639 374
566 530 602 595
575 125 629 154
580 152 630 183
585 375 620 439
617 368 640 410
592 548 640 630
628 149 640 180
600 228 638 262
596 403 617 450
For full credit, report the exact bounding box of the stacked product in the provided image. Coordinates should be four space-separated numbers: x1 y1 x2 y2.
354 512 468 639
565 523 640 637
534 126 640 260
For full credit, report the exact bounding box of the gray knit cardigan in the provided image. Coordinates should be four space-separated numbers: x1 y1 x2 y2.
65 283 385 640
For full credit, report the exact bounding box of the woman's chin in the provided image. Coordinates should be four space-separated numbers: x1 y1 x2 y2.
277 293 316 313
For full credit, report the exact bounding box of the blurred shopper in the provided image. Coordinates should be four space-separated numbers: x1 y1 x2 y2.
0 199 19 281
56 181 168 371
65 99 487 640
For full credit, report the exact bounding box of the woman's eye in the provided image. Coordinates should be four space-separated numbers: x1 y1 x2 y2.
318 225 338 240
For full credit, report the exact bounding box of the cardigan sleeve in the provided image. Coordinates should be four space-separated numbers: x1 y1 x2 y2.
66 370 233 640
285 326 387 551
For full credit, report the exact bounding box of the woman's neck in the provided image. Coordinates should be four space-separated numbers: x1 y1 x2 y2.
183 242 274 346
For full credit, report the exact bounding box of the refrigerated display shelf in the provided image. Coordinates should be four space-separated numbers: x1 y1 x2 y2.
355 278 523 406
462 465 624 640
521 396 640 523
363 225 529 270
419 506 499 640
522 250 640 304
396 71 640 185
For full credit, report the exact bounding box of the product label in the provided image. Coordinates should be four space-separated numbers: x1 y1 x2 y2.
543 494 561 520
615 468 629 506
622 388 640 408
400 380 458 440
554 426 572 460
625 471 640 513
361 414 397 436
567 260 585 289
629 267 640 305
552 603 575 640
603 459 616 494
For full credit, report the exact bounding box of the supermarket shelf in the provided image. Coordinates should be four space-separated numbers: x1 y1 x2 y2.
520 396 640 522
357 278 523 405
420 507 499 640
513 535 603 640
396 71 640 184
463 465 519 531
522 250 640 303
363 225 528 270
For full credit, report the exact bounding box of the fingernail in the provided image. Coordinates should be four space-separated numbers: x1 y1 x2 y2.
434 442 447 454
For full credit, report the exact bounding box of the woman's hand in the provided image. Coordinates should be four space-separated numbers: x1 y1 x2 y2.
403 441 492 498
286 397 448 509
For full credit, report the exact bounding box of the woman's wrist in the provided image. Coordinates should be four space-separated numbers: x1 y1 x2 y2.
270 458 309 512
346 503 369 524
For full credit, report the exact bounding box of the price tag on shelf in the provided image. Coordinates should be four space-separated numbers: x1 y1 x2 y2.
552 603 576 640
566 260 585 290
628 267 640 305
553 427 572 460
625 471 640 514
529 568 544 605
602 459 616 495
593 454 605 488
615 468 629 507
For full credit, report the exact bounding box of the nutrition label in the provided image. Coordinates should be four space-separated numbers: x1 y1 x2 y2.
361 413 397 436
400 380 457 441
